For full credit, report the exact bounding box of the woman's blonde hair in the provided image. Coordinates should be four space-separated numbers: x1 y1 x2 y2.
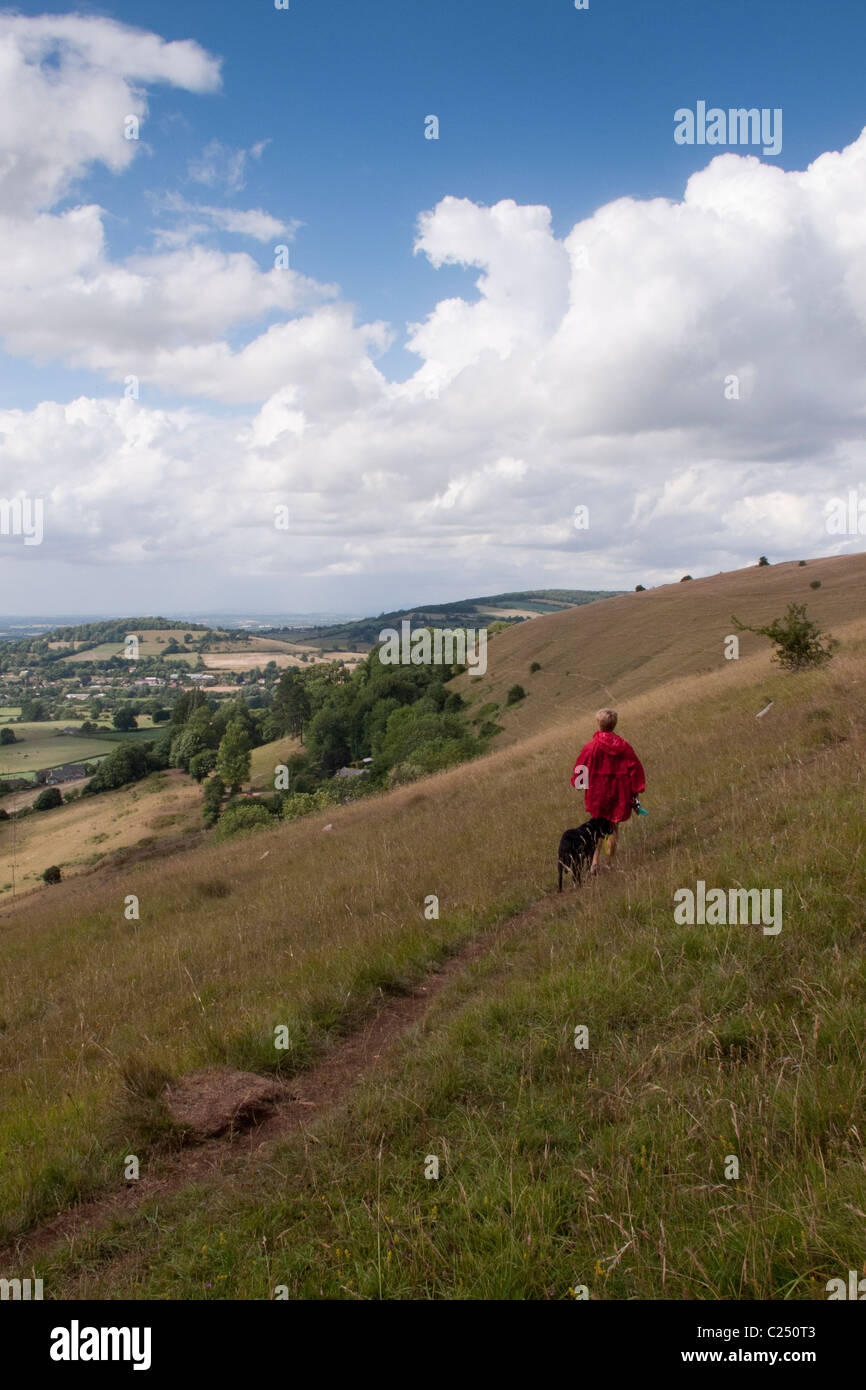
596 708 618 731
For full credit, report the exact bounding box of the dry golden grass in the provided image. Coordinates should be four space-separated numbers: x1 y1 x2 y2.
0 769 202 898
202 650 363 671
458 552 866 743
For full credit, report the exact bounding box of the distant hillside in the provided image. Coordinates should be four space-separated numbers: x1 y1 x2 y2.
454 552 866 744
268 587 623 649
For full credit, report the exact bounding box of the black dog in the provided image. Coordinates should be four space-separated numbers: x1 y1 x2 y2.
557 818 615 890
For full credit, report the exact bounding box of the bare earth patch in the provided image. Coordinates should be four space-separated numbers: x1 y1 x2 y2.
163 1069 286 1140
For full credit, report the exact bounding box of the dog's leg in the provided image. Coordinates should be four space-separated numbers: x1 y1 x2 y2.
590 833 601 874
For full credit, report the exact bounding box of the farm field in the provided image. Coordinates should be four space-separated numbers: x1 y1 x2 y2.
62 629 203 662
0 706 21 721
201 649 364 671
247 637 319 654
0 736 113 775
0 721 129 774
0 721 160 779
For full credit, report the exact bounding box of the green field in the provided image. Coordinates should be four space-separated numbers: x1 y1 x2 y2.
0 706 21 722
0 720 163 779
0 735 114 775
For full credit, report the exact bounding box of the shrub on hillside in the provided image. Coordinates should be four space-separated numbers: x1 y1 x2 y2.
635 584 646 592
281 787 340 821
798 560 807 566
214 802 273 842
202 774 226 827
33 787 63 811
810 580 822 589
530 662 541 673
42 865 62 884
506 684 526 705
0 727 16 744
680 575 693 582
758 556 770 566
732 603 838 672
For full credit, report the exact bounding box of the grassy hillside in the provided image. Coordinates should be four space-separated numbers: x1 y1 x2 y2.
1 556 864 1300
0 769 203 897
458 553 866 743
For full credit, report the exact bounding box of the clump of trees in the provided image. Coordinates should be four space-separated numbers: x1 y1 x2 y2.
732 603 839 671
81 741 168 795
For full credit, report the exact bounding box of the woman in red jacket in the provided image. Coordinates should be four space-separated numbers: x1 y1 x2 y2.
571 708 645 873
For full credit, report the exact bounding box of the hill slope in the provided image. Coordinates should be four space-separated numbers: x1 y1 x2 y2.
459 552 866 743
1 553 865 1300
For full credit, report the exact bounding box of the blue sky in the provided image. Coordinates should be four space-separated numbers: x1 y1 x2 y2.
0 1 865 613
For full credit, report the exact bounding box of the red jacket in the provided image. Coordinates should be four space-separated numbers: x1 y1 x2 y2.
571 731 645 823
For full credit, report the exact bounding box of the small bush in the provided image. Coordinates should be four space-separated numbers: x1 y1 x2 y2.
680 575 693 582
506 684 526 706
758 556 770 566
214 803 273 842
42 865 62 884
282 787 339 822
732 602 838 671
798 560 807 566
33 787 63 812
635 584 646 592
810 580 822 589
529 662 541 673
